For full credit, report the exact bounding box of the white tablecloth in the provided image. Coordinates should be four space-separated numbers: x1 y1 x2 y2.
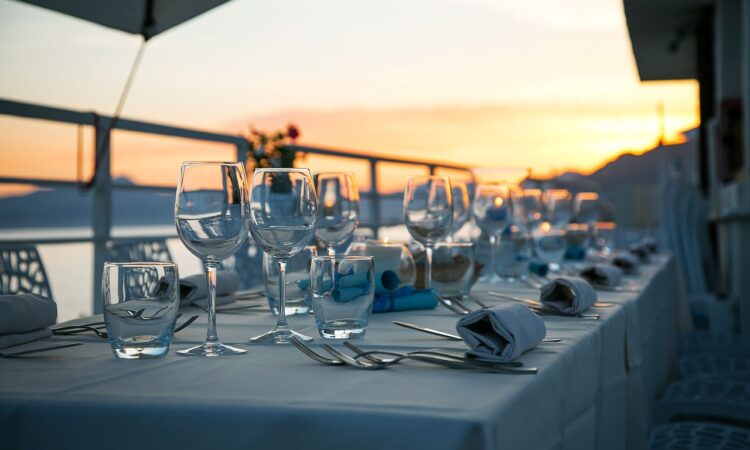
0 256 678 450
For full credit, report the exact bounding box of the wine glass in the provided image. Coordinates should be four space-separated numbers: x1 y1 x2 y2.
544 189 573 227
532 221 567 271
175 161 249 357
574 192 600 225
403 176 453 289
472 183 513 282
314 172 359 255
521 189 544 229
449 180 470 240
248 168 318 344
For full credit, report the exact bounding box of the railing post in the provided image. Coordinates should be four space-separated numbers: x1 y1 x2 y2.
369 159 381 238
92 119 112 314
428 164 436 175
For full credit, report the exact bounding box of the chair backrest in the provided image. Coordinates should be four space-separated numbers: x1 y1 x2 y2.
106 239 174 263
0 245 53 300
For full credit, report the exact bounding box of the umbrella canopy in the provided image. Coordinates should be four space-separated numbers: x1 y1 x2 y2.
17 0 230 39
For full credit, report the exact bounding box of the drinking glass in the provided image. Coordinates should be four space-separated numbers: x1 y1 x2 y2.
544 189 573 227
472 183 512 282
449 181 471 239
175 161 249 357
314 172 359 255
431 242 475 302
103 262 180 359
248 168 318 344
495 224 532 280
521 189 545 229
263 245 317 315
403 176 453 289
311 256 375 339
574 192 600 225
532 221 567 270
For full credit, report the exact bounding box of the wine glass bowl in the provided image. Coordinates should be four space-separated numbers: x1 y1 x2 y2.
174 161 249 357
574 192 600 225
450 181 471 238
544 189 573 227
403 176 453 289
314 172 360 255
472 183 513 282
248 168 318 344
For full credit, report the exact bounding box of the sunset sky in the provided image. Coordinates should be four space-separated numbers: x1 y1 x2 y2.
0 0 699 195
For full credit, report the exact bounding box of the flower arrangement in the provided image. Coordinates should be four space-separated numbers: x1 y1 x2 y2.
246 123 302 170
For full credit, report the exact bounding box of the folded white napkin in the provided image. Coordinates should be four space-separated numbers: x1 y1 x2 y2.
456 303 546 362
579 264 623 288
540 276 597 314
612 253 640 275
180 270 240 307
0 294 57 350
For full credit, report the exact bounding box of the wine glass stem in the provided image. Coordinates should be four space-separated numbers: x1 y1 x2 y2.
204 261 219 344
489 233 498 277
424 245 433 290
274 259 290 331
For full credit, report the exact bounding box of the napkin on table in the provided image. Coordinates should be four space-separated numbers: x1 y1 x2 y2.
579 264 623 288
180 270 239 308
456 303 546 362
0 293 57 350
612 253 640 275
372 286 437 313
539 276 597 314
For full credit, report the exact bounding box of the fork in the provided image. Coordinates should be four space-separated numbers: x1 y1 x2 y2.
341 342 537 374
343 341 524 368
53 314 199 338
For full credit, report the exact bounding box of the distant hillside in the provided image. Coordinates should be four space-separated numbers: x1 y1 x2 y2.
549 136 697 192
0 178 175 229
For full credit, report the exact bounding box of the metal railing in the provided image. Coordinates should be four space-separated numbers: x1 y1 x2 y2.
0 98 473 312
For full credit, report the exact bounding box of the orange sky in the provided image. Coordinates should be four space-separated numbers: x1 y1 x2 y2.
0 0 700 197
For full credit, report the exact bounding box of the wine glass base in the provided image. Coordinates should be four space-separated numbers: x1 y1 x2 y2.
248 328 313 345
177 341 247 357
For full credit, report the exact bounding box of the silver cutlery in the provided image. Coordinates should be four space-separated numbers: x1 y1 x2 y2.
436 296 471 315
392 320 562 343
53 314 199 338
488 291 613 309
0 342 83 358
343 341 524 368
342 342 537 374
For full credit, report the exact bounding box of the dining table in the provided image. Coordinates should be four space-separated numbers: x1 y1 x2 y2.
0 254 679 450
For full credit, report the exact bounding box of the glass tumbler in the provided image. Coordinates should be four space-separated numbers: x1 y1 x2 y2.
311 256 375 339
103 262 180 359
431 242 475 302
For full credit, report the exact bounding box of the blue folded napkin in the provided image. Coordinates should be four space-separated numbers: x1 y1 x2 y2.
300 270 398 295
564 245 587 261
528 260 549 277
180 270 239 307
641 237 658 254
579 264 623 288
0 293 57 350
539 276 597 314
456 303 546 362
612 253 640 275
628 244 651 263
372 286 437 313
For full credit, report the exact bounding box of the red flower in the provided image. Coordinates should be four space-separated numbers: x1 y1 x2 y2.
286 123 300 141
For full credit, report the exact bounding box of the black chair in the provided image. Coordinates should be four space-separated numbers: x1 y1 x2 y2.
0 245 53 300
